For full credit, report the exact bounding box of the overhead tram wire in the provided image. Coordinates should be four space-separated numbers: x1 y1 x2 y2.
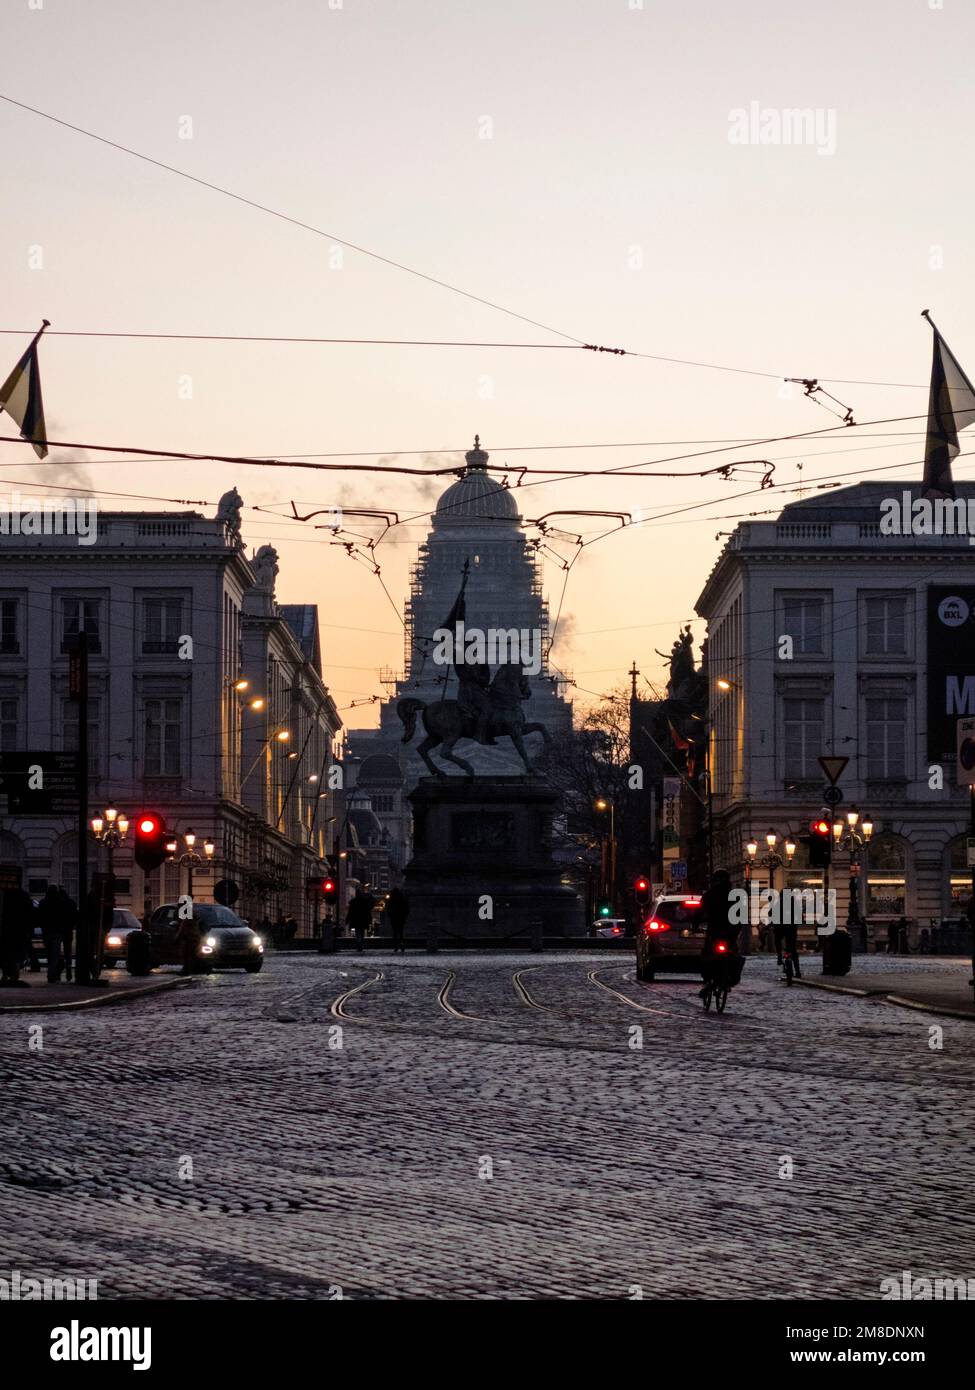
0 98 959 386
0 94 587 348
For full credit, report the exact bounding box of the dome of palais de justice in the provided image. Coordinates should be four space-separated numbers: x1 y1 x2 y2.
433 437 521 527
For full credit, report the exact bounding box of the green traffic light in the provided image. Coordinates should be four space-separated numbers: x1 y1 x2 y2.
599 905 610 916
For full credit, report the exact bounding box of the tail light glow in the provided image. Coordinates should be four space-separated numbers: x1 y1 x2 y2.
645 919 670 932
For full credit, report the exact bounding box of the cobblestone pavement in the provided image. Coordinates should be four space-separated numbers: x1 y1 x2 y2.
1 952 972 1300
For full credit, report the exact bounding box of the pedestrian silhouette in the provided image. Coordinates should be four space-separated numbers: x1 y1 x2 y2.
346 886 375 954
57 888 78 981
386 887 410 954
39 886 66 982
0 886 36 988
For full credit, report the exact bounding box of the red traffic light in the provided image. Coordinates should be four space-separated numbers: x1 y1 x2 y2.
810 818 830 837
635 877 649 892
134 812 168 873
323 878 335 893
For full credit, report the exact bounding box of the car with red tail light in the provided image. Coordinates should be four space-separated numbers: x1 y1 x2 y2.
635 894 706 981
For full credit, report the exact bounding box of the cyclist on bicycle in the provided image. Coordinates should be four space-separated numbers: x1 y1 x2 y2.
781 920 801 978
695 869 741 998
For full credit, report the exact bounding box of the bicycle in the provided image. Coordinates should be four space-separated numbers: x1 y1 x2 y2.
700 942 744 1013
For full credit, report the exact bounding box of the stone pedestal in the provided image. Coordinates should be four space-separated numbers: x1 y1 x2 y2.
403 776 584 946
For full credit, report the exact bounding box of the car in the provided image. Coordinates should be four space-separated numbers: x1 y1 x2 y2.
126 903 264 975
635 894 706 981
591 917 629 940
103 909 146 966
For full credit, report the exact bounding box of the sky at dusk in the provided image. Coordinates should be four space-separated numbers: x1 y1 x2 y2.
3 0 975 724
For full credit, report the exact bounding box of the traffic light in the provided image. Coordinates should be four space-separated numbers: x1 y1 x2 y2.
808 815 832 869
634 875 650 907
134 813 168 873
596 899 613 919
322 876 338 906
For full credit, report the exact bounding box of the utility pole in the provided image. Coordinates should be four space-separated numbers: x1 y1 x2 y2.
71 631 92 985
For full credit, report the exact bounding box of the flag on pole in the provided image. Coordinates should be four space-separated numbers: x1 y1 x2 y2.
0 321 50 459
922 312 975 500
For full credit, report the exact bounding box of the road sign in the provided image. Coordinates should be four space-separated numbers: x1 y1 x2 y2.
0 751 81 814
651 882 665 900
670 859 688 880
823 786 844 805
957 717 975 786
214 878 240 906
818 756 849 785
967 837 975 869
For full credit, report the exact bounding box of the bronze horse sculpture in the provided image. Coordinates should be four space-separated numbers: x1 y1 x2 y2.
398 664 548 778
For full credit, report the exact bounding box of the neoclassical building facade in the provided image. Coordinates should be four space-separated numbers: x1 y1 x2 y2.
696 481 975 940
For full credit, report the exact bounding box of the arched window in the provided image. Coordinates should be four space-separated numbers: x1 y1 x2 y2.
864 836 908 918
947 837 972 915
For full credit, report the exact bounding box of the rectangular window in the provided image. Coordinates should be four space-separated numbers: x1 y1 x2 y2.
864 595 908 656
0 599 19 655
0 697 18 750
63 696 101 775
782 596 826 655
61 597 102 654
144 698 181 776
866 696 907 779
783 696 824 779
142 597 183 654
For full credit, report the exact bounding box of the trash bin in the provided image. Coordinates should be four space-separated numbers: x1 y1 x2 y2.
822 928 852 977
125 931 152 977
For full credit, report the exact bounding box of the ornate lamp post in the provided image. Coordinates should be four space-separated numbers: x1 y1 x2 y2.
89 808 129 979
745 828 797 879
831 807 873 946
90 806 130 881
166 828 215 900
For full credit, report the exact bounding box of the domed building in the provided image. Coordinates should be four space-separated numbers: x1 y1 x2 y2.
374 437 573 781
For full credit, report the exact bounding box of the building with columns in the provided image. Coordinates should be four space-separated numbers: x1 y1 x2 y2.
696 481 975 945
0 500 341 933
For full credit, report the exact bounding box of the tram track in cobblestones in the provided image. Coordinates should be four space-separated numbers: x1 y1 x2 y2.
437 970 487 1021
329 970 385 1019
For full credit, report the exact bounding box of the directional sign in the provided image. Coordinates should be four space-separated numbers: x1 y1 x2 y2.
823 786 844 805
670 859 688 881
0 751 81 815
818 756 849 785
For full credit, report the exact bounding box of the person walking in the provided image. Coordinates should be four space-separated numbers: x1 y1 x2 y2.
175 910 202 976
38 886 65 982
346 886 375 954
386 887 409 954
0 886 36 988
57 888 78 982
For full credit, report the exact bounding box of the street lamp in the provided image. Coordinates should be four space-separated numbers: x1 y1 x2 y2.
90 808 130 979
831 808 873 933
167 828 216 899
745 829 796 877
594 797 617 907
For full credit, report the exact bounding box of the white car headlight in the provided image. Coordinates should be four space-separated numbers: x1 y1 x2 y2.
253 939 264 952
205 935 218 948
106 935 122 947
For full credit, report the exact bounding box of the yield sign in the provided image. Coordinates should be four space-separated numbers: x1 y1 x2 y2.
818 756 849 785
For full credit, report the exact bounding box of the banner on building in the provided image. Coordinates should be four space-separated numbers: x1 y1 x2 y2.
927 587 975 761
